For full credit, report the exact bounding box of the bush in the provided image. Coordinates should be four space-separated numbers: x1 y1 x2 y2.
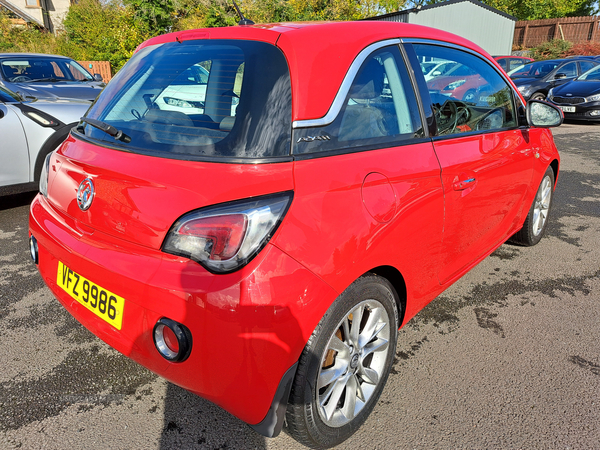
563 41 600 57
530 39 573 60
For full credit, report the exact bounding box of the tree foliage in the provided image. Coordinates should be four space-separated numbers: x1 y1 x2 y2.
62 0 151 71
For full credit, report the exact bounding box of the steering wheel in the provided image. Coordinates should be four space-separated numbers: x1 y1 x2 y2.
435 99 472 135
11 76 31 82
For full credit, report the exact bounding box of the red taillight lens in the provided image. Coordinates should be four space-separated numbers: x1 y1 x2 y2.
178 214 248 260
162 191 293 274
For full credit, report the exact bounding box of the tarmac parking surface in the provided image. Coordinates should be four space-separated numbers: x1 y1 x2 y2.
0 122 599 449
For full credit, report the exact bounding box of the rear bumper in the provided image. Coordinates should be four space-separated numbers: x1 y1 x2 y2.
29 194 337 427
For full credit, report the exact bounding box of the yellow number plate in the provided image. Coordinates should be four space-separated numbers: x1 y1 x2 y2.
57 261 125 330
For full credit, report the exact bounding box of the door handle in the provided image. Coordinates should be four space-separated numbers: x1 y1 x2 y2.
453 177 476 190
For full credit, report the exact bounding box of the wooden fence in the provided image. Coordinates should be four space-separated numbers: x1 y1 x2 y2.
78 61 112 82
514 16 600 48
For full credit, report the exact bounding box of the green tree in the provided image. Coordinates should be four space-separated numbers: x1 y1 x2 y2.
63 0 151 71
124 0 175 34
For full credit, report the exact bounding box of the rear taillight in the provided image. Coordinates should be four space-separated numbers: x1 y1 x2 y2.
162 191 293 274
39 151 53 197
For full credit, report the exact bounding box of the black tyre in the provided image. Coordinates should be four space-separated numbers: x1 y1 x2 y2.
510 166 554 246
285 274 399 449
530 92 545 101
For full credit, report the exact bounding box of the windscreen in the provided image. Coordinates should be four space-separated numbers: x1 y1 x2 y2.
0 58 93 82
79 39 292 160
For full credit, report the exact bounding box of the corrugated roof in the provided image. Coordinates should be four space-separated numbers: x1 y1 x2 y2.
368 0 517 22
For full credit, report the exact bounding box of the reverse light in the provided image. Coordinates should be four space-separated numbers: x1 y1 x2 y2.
162 191 293 274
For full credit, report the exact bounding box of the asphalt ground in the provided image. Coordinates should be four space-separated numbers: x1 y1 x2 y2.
0 122 599 449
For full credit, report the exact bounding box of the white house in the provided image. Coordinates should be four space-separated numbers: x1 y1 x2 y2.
0 0 71 34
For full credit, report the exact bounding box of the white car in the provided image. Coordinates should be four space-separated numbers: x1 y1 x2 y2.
422 60 459 81
0 85 90 196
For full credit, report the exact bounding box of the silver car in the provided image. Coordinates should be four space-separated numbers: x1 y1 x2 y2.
0 85 90 196
0 53 105 102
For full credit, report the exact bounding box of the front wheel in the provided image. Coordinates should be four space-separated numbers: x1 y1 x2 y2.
530 92 545 101
285 274 399 449
510 166 554 246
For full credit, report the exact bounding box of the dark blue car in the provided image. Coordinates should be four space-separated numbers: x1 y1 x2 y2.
547 64 600 121
509 58 599 101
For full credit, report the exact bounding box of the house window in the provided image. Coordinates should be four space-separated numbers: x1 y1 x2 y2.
25 0 41 7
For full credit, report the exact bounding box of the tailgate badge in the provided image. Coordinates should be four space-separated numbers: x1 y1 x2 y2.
77 178 95 211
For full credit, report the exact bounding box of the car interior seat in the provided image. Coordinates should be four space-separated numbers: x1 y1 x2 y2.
339 58 388 141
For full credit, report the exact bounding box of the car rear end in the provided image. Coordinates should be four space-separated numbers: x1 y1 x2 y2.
28 33 337 430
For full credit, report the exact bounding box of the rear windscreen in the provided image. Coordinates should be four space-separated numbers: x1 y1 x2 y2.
79 39 292 160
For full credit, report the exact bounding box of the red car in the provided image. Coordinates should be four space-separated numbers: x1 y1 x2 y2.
29 21 562 448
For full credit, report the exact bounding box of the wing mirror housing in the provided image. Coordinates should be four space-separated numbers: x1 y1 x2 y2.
93 73 103 82
526 100 563 128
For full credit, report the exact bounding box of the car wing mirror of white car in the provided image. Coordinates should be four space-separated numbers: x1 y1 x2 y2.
527 100 563 128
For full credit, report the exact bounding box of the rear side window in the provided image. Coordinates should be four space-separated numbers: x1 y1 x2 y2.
294 45 423 155
81 40 292 160
414 44 518 136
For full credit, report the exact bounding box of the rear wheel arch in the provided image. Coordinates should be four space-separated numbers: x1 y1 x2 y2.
365 265 407 327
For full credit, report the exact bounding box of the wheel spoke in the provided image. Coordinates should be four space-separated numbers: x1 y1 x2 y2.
329 334 351 355
349 304 365 346
318 364 347 390
363 336 389 359
341 374 358 421
358 307 385 348
360 366 380 385
320 374 349 421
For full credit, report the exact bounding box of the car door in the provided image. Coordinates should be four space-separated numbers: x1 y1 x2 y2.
548 61 578 89
408 43 535 285
0 100 29 187
286 43 445 310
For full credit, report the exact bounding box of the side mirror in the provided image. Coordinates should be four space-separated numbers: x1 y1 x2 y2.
554 73 567 80
527 100 563 128
93 74 103 82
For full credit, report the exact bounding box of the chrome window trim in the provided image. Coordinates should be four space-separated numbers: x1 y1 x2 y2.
292 38 401 129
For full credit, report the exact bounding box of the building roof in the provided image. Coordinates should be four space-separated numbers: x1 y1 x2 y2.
370 0 517 22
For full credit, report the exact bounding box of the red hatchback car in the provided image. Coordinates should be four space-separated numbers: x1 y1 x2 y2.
29 21 562 448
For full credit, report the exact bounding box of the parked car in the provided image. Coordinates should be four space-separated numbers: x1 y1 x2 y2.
508 58 599 100
29 21 562 449
421 59 459 80
0 86 90 196
493 55 534 72
547 63 600 121
0 53 105 102
426 62 489 103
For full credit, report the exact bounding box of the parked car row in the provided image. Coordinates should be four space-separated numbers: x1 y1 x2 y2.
0 53 105 196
